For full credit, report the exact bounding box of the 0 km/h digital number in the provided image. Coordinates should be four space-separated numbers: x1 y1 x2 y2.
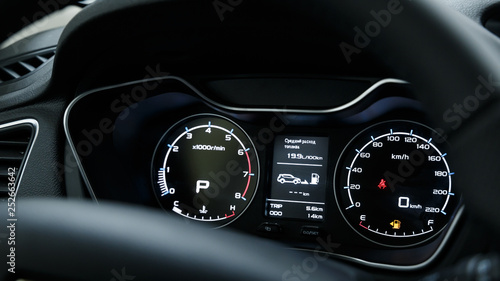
151 114 260 228
335 121 460 247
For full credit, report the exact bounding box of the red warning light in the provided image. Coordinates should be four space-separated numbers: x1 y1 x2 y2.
378 179 387 190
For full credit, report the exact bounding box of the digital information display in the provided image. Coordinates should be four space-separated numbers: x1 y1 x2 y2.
266 136 329 221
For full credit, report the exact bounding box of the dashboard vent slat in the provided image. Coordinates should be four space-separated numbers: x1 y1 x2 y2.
0 66 20 79
0 50 55 85
0 121 36 198
36 54 49 62
9 63 29 77
18 61 36 72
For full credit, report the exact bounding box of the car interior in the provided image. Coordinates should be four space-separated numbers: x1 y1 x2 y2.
1 0 500 280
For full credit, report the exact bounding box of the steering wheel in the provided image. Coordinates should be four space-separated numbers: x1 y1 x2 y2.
4 0 500 280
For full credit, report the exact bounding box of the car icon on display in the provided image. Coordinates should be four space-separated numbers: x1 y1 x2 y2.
277 173 320 185
277 174 302 184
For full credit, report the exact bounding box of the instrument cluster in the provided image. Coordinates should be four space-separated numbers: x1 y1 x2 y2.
64 76 463 269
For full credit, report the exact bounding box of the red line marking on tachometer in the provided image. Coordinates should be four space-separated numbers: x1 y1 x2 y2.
225 211 235 218
242 151 252 198
359 221 368 230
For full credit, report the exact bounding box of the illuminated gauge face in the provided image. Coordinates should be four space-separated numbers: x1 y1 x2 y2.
152 114 259 228
335 121 459 247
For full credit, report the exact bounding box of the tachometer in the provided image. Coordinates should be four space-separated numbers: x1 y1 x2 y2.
152 114 259 228
334 121 459 247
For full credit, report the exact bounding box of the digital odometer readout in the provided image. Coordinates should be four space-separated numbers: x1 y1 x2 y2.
267 136 329 221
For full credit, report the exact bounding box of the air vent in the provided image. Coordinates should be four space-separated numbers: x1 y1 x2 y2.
0 120 38 198
0 50 55 84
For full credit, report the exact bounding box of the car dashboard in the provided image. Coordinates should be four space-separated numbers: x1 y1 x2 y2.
64 74 462 269
2 0 500 279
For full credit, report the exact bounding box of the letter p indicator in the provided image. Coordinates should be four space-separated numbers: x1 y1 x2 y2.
196 180 210 193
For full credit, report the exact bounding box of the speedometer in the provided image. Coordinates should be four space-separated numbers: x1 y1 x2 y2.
151 114 259 228
334 121 460 247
